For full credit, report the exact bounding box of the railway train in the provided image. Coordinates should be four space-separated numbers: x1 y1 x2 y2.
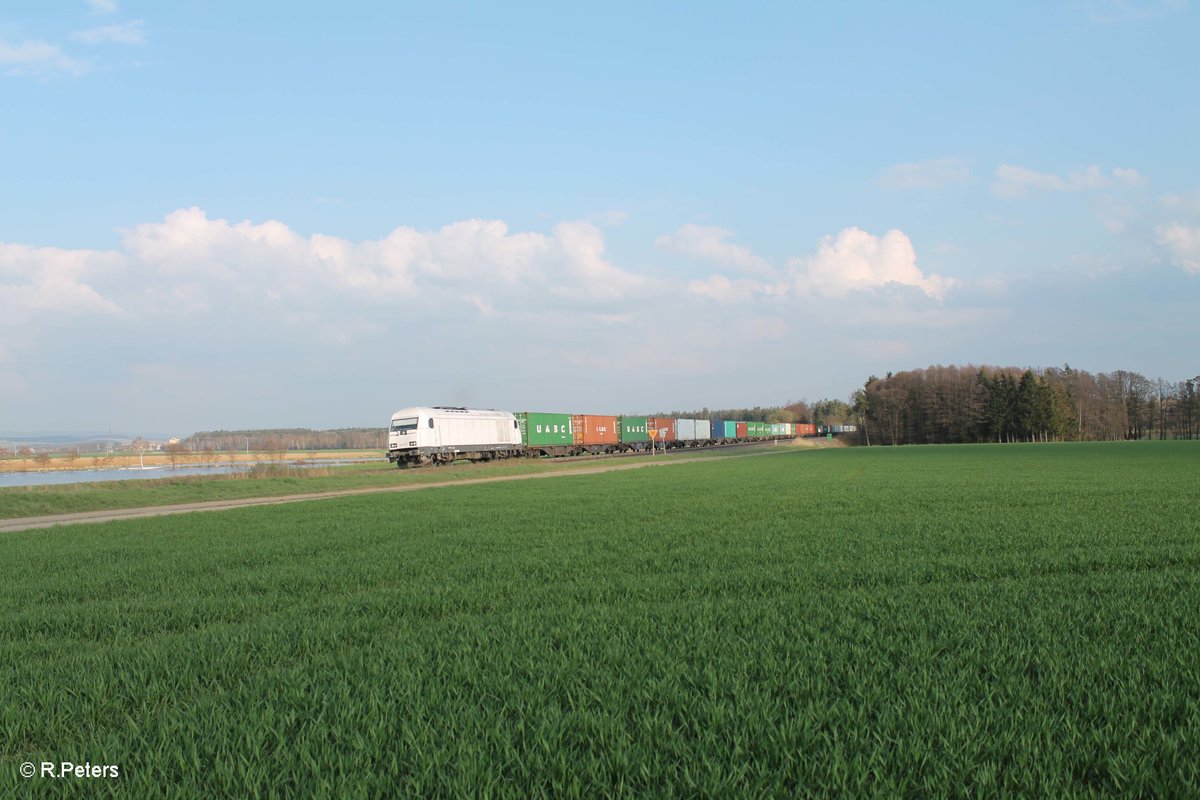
386 406 854 467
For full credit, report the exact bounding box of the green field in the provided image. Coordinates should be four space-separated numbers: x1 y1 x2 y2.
2 442 1198 796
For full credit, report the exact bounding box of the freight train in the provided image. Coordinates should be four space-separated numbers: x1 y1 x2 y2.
386 406 827 467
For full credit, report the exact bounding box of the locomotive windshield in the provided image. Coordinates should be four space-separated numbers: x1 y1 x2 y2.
391 417 419 433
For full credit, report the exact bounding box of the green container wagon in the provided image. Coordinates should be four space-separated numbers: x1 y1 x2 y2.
618 416 649 443
516 412 574 447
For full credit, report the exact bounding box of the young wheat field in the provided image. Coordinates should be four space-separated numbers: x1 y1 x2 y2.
2 442 1198 797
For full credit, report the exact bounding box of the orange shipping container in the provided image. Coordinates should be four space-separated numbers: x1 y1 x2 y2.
648 417 677 442
735 422 748 438
572 414 620 446
796 423 817 436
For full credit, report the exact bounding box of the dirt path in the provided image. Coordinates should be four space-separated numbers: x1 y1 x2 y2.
1 449 795 533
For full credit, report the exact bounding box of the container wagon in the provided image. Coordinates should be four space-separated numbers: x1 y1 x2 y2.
517 411 574 456
648 417 676 448
618 416 649 451
572 414 620 454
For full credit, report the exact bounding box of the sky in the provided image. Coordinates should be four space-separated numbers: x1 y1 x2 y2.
1 1 1198 435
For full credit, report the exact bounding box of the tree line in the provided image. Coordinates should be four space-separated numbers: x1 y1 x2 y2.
184 428 386 452
852 365 1200 446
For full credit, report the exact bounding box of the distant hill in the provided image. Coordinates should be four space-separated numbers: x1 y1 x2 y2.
0 431 151 450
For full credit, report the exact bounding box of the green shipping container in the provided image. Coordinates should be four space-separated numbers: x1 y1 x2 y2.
516 411 574 446
618 416 649 443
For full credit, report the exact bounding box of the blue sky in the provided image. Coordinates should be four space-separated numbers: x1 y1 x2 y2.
2 1 1198 434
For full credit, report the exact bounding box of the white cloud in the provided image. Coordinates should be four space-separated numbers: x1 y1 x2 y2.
0 243 123 323
553 221 647 299
686 274 786 303
877 158 970 190
0 39 87 77
72 20 146 46
87 0 119 13
655 224 774 276
1111 167 1147 186
664 223 956 302
791 227 954 301
115 207 649 317
1157 224 1200 274
993 164 1146 196
6 212 962 341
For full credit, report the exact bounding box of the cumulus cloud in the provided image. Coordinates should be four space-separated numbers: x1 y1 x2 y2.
114 207 649 317
0 243 123 324
1158 224 1200 274
656 224 774 276
0 39 87 77
553 221 647 299
72 20 146 46
4 212 964 345
87 0 119 13
792 228 954 301
993 164 1145 196
670 224 956 303
877 158 970 190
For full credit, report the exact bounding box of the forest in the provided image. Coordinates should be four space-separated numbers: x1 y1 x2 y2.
852 365 1200 446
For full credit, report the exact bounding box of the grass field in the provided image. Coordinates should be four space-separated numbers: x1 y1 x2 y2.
2 441 1198 796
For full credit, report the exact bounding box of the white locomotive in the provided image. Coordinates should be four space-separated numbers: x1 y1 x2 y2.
387 406 523 467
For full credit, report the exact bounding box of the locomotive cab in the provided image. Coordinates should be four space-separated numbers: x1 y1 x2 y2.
387 406 522 467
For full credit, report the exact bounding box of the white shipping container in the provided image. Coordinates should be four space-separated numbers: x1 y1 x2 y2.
675 418 698 441
696 419 711 440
